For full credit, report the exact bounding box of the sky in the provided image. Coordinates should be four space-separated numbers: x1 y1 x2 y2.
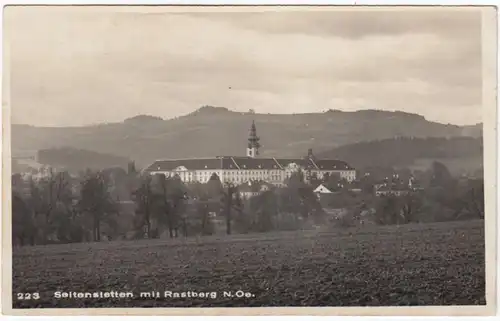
5 6 484 127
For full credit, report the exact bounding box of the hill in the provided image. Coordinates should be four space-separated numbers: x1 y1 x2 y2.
316 136 483 175
11 107 482 168
35 147 130 174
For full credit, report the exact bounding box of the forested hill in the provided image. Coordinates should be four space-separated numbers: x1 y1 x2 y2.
36 148 130 173
13 137 483 176
12 107 482 167
316 136 483 174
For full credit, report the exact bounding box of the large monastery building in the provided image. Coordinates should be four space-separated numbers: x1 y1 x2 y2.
144 121 356 186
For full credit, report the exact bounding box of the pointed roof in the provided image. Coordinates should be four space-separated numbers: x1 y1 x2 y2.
248 120 261 149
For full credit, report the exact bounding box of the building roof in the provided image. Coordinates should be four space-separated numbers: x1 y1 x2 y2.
231 157 281 170
275 158 315 170
313 159 354 170
145 156 354 172
146 158 222 171
145 157 239 172
316 182 344 192
313 184 334 194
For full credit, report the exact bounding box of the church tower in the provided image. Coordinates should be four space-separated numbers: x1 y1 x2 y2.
247 120 261 158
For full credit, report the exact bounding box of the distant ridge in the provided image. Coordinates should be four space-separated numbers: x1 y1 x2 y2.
13 107 482 128
12 107 482 168
316 136 483 174
124 114 164 123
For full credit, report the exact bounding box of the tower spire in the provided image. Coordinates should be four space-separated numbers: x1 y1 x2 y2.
247 120 260 158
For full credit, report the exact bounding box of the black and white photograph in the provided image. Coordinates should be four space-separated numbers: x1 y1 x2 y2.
1 4 497 315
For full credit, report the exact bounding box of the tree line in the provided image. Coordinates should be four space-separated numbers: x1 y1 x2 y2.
331 161 484 227
11 161 484 246
11 164 325 246
317 136 483 170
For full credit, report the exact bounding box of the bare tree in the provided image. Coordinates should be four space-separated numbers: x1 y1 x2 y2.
132 174 157 238
221 183 239 235
78 170 118 242
12 191 36 246
460 179 485 219
153 174 188 238
28 169 72 244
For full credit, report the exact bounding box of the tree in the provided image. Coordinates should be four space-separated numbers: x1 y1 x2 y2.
152 174 188 238
207 173 224 198
103 167 129 201
51 201 87 243
233 196 253 234
132 175 158 238
233 190 244 221
194 195 215 236
155 174 174 238
12 192 36 246
414 169 433 189
374 196 400 225
399 193 424 223
251 190 278 232
22 170 94 245
184 181 221 235
221 183 238 235
373 193 423 225
285 170 306 188
359 173 376 194
186 181 207 200
458 179 484 219
430 161 453 188
281 170 324 226
298 184 324 223
78 170 118 242
11 173 24 190
28 170 73 244
169 177 189 237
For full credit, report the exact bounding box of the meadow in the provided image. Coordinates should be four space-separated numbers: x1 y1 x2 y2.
12 220 486 308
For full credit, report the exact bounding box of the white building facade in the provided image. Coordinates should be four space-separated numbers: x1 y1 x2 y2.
144 122 356 186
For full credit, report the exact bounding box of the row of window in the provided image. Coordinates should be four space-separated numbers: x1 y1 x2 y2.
153 170 356 181
225 170 281 175
160 169 355 175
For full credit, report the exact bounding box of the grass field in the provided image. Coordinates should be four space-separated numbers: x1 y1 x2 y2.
12 220 486 308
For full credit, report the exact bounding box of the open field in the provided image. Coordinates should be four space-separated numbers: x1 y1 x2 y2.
12 220 486 308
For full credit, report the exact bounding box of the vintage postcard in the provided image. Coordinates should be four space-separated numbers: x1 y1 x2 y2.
1 5 497 316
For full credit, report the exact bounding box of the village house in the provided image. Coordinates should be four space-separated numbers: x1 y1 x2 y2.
313 183 336 195
237 180 274 199
373 174 424 197
374 185 412 197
